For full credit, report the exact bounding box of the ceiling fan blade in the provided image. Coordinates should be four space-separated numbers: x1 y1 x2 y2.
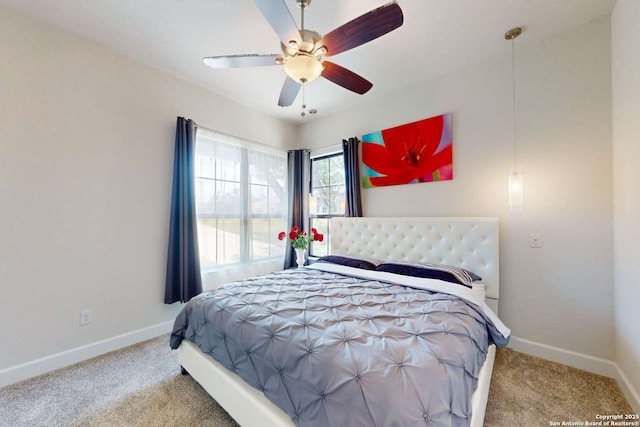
278 76 301 107
320 1 403 57
321 61 373 95
254 0 302 46
203 54 282 68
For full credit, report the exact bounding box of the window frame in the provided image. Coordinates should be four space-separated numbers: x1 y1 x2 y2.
194 128 287 271
308 151 346 258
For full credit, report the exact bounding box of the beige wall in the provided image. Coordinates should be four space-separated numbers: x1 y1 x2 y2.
298 18 614 360
0 6 296 371
3 1 635 401
612 0 640 407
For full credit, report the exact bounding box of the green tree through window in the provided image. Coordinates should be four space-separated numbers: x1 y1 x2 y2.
309 153 345 257
194 128 287 269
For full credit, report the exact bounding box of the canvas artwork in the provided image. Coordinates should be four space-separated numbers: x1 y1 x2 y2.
361 113 453 188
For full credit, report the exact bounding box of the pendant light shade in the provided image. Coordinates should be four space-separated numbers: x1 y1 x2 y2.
506 27 523 211
508 171 524 211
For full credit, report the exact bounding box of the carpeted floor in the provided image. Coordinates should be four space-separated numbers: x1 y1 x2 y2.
484 348 633 426
0 335 632 426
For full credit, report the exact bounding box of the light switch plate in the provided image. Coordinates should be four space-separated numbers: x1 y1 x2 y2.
80 309 93 325
530 233 542 248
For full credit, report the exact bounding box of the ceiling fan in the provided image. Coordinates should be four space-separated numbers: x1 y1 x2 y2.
203 0 404 109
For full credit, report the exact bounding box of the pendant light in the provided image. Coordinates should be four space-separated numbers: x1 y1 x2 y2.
506 27 523 211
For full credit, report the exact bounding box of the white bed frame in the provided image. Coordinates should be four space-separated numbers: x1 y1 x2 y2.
179 217 500 426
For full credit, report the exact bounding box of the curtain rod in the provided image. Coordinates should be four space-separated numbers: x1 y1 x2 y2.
310 143 342 159
193 120 272 151
192 120 344 157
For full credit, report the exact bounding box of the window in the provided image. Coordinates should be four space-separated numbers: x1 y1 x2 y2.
309 152 346 257
194 128 287 270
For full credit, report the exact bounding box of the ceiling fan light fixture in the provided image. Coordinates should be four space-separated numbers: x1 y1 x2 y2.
314 46 327 57
283 54 324 83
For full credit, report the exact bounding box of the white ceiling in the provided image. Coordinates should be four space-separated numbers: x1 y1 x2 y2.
1 0 616 124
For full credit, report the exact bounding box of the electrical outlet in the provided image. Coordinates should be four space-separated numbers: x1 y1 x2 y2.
80 309 93 325
530 233 542 248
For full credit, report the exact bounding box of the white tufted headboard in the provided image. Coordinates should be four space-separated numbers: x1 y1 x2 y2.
330 217 500 304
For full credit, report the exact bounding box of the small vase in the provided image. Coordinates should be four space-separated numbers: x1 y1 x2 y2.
294 248 306 268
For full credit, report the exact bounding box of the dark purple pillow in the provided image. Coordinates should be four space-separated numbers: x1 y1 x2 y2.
318 255 379 270
375 262 481 288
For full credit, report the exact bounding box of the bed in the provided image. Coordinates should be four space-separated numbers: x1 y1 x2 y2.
171 217 509 426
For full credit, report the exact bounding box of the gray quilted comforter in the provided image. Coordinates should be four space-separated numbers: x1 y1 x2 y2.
170 265 509 427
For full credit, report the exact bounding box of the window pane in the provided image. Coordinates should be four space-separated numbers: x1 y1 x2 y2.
250 218 270 259
330 155 345 185
195 179 215 215
250 184 268 215
310 153 345 257
250 217 289 259
248 164 267 185
311 154 346 215
216 146 241 181
218 218 241 264
270 217 287 256
309 218 329 257
329 185 346 215
197 218 218 269
249 151 285 184
311 157 327 189
196 128 287 269
269 187 286 215
315 191 330 215
217 181 241 215
196 156 215 179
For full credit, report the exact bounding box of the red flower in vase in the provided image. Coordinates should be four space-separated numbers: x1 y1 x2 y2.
278 226 323 250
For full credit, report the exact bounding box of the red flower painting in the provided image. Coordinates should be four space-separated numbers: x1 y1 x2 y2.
361 114 453 187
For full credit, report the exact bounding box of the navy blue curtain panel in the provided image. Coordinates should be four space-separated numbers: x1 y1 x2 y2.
164 117 203 304
343 137 363 217
285 149 309 269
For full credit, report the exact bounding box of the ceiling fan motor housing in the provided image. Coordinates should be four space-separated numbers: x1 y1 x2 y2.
284 29 323 56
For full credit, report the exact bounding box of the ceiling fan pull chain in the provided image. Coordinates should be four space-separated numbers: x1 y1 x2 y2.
301 83 306 117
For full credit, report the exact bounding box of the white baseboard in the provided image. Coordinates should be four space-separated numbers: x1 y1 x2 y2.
614 363 640 414
509 336 618 377
510 336 640 412
0 321 173 388
3 329 638 413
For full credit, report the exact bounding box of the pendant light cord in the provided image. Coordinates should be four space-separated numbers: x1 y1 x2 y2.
511 38 518 173
300 3 305 117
